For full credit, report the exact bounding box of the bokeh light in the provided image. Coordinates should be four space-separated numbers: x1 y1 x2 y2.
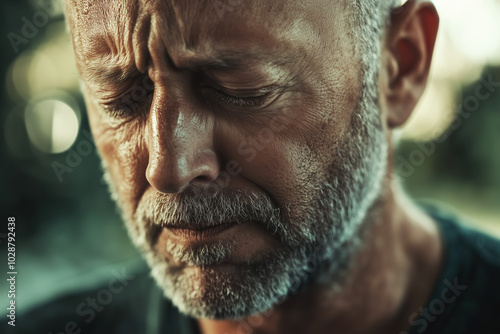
5 21 79 103
402 0 500 141
438 0 500 66
24 98 80 154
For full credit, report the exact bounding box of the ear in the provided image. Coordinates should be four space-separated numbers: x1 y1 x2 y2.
379 0 439 129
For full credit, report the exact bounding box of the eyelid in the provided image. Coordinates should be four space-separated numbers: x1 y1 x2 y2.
223 86 279 99
213 89 268 107
200 73 279 96
98 77 155 117
201 86 280 110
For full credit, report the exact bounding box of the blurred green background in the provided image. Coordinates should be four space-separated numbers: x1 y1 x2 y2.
1 0 499 315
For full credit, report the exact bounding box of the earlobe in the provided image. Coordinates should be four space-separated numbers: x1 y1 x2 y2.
381 1 440 129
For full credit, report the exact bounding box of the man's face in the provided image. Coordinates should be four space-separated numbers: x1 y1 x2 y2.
65 0 388 319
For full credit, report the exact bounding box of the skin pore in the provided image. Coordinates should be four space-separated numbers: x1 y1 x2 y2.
64 0 442 333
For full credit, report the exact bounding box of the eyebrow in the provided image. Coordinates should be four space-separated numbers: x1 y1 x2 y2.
175 51 299 71
81 51 298 85
81 62 143 86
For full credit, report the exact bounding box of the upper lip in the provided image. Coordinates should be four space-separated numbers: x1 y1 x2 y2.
161 222 235 230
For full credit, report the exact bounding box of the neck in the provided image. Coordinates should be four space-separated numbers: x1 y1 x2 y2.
196 176 444 334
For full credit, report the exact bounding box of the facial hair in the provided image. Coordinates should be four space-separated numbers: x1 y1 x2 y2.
101 84 388 320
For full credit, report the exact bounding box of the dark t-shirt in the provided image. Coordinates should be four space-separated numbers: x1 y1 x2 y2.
405 202 500 334
4 203 500 334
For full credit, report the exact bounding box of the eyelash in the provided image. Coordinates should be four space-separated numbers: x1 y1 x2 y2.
103 87 155 118
101 83 273 118
209 89 269 108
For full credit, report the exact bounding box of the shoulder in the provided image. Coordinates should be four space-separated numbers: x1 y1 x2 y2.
424 201 500 270
417 201 500 333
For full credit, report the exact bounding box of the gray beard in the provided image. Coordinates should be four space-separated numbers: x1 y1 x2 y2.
102 88 388 320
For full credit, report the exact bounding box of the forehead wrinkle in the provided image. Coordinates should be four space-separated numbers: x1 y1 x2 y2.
67 1 147 76
149 0 184 56
169 0 188 49
68 0 347 87
150 0 278 74
164 0 216 49
133 1 154 73
145 2 310 74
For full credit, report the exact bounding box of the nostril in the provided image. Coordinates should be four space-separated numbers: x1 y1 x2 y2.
189 169 221 186
193 175 213 183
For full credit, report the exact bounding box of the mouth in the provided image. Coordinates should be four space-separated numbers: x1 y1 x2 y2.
147 221 241 247
154 220 280 265
165 223 238 239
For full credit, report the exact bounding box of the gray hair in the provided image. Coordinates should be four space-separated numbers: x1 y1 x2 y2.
349 0 401 113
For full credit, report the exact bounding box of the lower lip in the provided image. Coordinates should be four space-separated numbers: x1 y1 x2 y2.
165 223 237 240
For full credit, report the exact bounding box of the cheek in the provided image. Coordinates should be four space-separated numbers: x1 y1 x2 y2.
256 142 321 215
217 74 360 220
216 108 326 220
86 100 148 216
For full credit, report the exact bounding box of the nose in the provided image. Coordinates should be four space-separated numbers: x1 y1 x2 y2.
145 84 220 194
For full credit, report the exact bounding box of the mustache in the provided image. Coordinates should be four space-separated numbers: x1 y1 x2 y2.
137 187 281 228
133 186 302 246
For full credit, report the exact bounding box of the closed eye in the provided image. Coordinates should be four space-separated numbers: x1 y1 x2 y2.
209 89 269 108
99 78 155 118
201 84 281 111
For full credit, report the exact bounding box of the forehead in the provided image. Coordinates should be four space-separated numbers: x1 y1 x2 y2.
65 0 351 73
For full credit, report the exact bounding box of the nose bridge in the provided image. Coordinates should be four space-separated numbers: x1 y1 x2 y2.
146 78 220 194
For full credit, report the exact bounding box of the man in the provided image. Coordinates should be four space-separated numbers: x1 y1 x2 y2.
10 0 500 333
